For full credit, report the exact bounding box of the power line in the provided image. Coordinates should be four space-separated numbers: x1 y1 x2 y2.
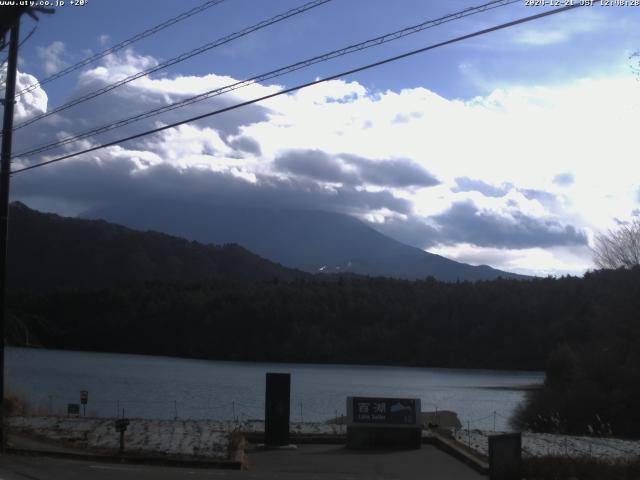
11 4 583 176
0 26 37 75
10 0 334 132
11 0 228 97
14 0 520 159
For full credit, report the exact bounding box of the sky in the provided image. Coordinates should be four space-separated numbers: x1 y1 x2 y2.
2 0 640 277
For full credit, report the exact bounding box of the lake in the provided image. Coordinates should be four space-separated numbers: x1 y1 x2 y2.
5 347 543 431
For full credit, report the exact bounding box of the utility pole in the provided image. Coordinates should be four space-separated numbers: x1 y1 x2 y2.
0 5 53 450
0 16 21 452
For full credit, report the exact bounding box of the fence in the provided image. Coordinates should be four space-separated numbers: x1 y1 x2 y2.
10 393 349 427
451 411 640 463
13 393 516 429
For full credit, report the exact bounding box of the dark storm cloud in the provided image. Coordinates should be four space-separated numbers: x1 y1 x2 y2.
452 177 512 198
340 154 440 188
273 150 358 184
368 198 588 251
227 135 261 156
432 200 588 248
553 172 575 186
274 150 439 188
12 155 412 217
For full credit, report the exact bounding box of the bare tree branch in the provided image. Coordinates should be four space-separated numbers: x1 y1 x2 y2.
592 218 640 269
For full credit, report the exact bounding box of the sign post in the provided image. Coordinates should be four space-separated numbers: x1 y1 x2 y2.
114 418 130 455
346 396 422 449
80 390 88 417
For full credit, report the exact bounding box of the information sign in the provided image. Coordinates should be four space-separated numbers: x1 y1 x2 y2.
351 397 418 425
115 419 130 433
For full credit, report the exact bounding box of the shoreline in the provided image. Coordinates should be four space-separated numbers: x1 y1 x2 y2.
473 384 542 391
6 345 546 375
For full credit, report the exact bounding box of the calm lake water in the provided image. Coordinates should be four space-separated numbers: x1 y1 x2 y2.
6 347 543 431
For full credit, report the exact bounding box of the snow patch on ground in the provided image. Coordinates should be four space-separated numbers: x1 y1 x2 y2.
9 416 231 459
8 416 347 459
453 429 640 462
19 416 637 464
237 419 346 435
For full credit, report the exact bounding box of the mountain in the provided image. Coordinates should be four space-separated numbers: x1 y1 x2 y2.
7 202 305 291
82 200 528 281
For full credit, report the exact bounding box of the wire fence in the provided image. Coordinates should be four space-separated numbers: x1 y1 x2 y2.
17 393 510 428
12 393 349 427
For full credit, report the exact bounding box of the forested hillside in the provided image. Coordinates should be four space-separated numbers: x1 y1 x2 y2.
7 202 305 290
9 268 639 374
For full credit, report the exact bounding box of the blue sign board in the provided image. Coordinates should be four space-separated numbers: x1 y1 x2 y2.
351 397 418 425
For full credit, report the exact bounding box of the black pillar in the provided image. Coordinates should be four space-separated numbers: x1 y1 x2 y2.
264 372 290 446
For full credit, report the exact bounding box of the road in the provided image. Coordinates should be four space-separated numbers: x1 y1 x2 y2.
0 444 486 479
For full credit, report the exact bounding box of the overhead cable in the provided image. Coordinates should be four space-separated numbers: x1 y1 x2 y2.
12 0 228 97
14 0 521 159
11 0 334 132
11 4 583 175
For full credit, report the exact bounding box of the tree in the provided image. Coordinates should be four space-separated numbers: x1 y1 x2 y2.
631 51 640 80
592 218 640 269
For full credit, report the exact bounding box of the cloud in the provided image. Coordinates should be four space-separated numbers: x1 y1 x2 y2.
10 54 276 160
228 136 261 156
368 215 439 250
514 30 568 47
520 189 558 206
1 67 48 122
432 201 587 249
392 111 423 124
341 154 440 188
274 150 439 188
512 8 608 47
274 149 356 185
12 153 412 220
10 48 640 275
429 243 594 277
369 195 587 252
553 172 574 186
36 41 68 75
452 177 512 198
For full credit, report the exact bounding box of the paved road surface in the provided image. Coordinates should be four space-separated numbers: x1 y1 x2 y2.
0 444 486 479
